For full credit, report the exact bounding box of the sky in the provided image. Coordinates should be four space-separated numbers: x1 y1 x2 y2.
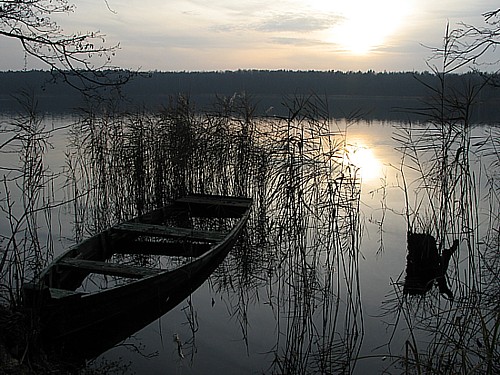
1 0 499 72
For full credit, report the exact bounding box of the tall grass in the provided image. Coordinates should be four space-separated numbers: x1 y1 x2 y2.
252 94 363 374
0 93 76 372
0 93 61 307
386 34 500 373
65 92 365 373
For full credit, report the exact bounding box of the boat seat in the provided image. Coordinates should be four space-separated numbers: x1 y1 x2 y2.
49 288 85 299
113 222 228 242
57 258 162 279
116 240 211 257
176 195 252 208
176 195 253 218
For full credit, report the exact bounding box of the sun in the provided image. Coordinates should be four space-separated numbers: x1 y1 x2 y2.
344 143 382 181
312 0 414 54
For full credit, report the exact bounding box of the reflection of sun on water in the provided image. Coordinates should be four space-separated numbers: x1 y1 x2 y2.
344 143 382 181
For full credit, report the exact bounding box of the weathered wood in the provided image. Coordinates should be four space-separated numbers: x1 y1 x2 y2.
176 195 252 208
176 195 253 218
57 258 161 279
113 222 228 242
27 194 253 361
49 288 84 299
404 233 459 299
116 240 211 257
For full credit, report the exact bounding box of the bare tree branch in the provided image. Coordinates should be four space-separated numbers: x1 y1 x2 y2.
0 0 131 91
427 8 500 74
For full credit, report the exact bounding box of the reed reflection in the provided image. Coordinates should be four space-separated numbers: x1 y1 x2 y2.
64 94 366 373
377 67 500 373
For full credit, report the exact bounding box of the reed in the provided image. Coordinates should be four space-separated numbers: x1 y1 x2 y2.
385 24 500 374
0 93 63 307
0 92 78 372
64 91 366 373
255 95 363 374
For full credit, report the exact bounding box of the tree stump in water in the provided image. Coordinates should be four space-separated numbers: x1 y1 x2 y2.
404 232 459 300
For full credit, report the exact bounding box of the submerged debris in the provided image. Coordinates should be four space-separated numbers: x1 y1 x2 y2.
173 333 184 359
403 232 459 299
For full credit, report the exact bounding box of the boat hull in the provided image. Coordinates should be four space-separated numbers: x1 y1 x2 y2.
23 194 252 362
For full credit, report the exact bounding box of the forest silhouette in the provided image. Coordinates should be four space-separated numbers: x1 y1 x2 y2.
1 70 499 121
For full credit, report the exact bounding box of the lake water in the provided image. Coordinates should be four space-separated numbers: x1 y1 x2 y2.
94 120 410 375
0 113 497 374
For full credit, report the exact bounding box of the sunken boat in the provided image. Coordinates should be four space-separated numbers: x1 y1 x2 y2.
23 194 252 361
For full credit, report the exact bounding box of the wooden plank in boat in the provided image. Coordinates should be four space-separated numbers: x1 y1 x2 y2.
177 195 252 208
57 258 161 279
49 288 84 299
116 241 211 257
176 195 252 218
113 222 227 242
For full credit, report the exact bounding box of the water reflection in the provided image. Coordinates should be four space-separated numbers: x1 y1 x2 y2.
3 97 496 373
378 118 500 374
60 95 365 373
344 141 383 181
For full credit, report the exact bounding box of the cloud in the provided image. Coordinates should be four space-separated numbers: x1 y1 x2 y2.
212 12 342 34
256 13 342 32
268 36 326 47
1 0 491 72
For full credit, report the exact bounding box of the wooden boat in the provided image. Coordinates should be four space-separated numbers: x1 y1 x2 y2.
23 194 252 361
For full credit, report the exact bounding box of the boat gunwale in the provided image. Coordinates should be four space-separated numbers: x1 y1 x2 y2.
35 194 252 299
76 205 251 302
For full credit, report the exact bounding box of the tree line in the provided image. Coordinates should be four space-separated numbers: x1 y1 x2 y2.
0 70 499 120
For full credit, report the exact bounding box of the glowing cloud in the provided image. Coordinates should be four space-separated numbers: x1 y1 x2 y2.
320 0 415 54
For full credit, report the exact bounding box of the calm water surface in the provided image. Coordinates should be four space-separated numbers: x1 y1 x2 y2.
93 120 413 374
0 114 495 374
